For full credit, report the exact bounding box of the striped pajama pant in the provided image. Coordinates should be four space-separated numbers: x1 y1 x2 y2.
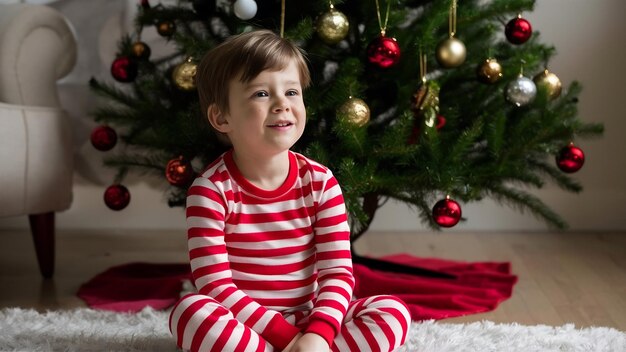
170 294 411 352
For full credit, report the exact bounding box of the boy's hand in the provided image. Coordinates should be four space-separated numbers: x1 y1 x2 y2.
289 333 330 352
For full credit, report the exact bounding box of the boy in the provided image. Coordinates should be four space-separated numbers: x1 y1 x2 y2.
169 30 411 352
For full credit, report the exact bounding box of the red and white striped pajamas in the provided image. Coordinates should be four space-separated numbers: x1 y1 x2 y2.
169 150 411 351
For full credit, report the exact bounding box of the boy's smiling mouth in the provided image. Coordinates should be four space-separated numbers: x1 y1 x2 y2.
267 121 294 128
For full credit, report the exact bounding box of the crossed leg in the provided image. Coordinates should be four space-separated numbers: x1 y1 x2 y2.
170 294 411 352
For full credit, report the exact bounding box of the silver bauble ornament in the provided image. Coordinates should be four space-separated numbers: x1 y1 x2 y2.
233 0 257 20
506 75 536 107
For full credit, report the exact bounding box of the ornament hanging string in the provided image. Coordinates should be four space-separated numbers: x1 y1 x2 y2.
449 0 457 37
419 49 427 82
134 3 144 42
374 0 391 36
327 0 337 16
135 25 143 42
280 0 286 37
541 48 551 69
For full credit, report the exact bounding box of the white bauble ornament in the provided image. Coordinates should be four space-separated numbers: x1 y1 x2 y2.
506 75 536 107
233 0 257 20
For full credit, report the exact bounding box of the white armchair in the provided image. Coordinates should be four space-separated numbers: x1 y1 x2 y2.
0 3 77 278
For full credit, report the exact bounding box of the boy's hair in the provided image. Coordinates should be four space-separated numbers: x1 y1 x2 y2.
196 30 311 123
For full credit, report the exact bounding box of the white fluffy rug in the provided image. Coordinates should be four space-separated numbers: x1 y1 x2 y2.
0 307 624 352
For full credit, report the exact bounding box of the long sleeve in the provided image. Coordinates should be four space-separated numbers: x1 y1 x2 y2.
304 170 355 346
185 176 301 350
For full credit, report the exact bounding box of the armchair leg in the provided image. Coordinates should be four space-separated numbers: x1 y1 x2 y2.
28 212 55 278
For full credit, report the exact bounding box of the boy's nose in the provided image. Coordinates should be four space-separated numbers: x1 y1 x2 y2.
272 98 290 112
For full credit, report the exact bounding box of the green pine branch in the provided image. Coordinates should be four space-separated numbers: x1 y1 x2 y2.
88 0 603 233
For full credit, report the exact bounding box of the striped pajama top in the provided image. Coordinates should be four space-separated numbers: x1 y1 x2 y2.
185 149 354 348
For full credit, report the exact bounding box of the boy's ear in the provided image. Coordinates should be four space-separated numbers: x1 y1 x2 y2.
207 104 230 133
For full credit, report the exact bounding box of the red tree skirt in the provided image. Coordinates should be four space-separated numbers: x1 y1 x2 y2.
77 254 517 321
353 254 517 320
77 263 190 312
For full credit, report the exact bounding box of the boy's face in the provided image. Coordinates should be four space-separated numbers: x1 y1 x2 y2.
219 61 306 157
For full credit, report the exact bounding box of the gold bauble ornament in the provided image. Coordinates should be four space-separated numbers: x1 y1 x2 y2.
156 20 176 37
172 57 197 91
131 41 151 60
338 97 370 127
533 69 562 100
316 6 349 45
477 58 503 84
436 36 466 68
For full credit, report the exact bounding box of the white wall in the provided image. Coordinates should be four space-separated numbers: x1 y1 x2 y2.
1 0 625 232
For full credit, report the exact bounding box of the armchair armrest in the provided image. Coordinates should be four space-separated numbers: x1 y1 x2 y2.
0 102 73 217
0 3 77 107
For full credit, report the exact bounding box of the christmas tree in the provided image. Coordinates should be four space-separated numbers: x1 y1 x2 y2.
90 0 602 242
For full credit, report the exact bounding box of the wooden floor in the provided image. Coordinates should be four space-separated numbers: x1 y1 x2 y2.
0 229 624 331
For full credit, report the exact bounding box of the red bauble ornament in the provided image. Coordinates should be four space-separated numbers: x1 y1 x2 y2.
165 157 195 186
366 35 401 69
90 125 117 151
505 15 532 45
556 143 585 173
435 114 446 130
104 184 131 211
110 56 138 83
432 196 462 228
140 0 150 10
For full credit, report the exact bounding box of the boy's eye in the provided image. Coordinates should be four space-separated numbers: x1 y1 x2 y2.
286 90 299 96
254 91 269 97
